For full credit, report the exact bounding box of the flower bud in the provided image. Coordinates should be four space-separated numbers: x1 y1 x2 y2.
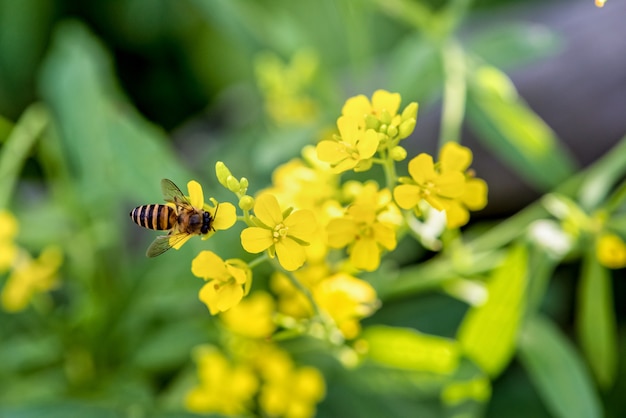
239 195 255 211
226 176 240 193
398 118 416 139
365 114 380 130
401 102 418 121
390 146 407 161
215 161 233 188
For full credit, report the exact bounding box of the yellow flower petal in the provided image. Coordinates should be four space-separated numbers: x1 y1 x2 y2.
443 201 470 229
275 238 307 271
408 154 436 184
170 234 192 250
192 250 229 280
326 218 357 248
356 129 379 159
254 194 284 227
284 210 317 242
439 142 472 173
199 281 244 315
187 180 205 209
341 94 371 119
434 171 466 199
393 184 421 209
225 262 249 285
462 178 488 210
372 223 397 250
350 238 380 271
212 202 237 230
337 116 360 144
0 210 18 240
316 140 344 163
372 89 401 116
241 227 273 253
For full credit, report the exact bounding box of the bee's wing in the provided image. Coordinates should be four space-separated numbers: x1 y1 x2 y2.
145 232 190 257
161 179 191 205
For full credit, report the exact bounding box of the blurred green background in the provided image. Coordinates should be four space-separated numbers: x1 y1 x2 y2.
1 0 625 417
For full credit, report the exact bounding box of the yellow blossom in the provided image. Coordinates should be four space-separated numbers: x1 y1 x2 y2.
263 146 339 211
192 251 251 315
220 291 277 339
185 346 259 416
241 194 317 271
394 143 487 228
169 180 237 250
596 233 626 269
1 246 63 312
341 89 418 148
316 116 379 173
326 204 397 271
313 273 379 339
257 349 326 418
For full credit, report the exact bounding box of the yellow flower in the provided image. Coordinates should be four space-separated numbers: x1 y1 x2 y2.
241 194 317 271
258 355 326 418
192 251 251 315
1 246 63 312
170 180 237 250
220 291 277 339
185 345 259 415
316 116 379 173
326 203 397 271
341 89 418 148
313 273 379 339
0 210 19 273
263 146 339 211
596 233 626 269
394 143 487 228
255 49 319 125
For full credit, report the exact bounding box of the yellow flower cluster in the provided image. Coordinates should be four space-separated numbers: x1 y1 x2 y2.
186 293 326 418
161 90 488 417
0 210 63 312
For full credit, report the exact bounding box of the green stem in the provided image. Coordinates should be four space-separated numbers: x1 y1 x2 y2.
604 179 626 215
247 253 269 269
438 39 466 147
381 150 398 191
0 103 49 209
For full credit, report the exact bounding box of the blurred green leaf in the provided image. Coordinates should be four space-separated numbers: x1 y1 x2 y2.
468 23 562 70
457 244 527 377
466 65 577 190
576 250 618 388
518 315 602 418
38 21 189 210
363 325 460 374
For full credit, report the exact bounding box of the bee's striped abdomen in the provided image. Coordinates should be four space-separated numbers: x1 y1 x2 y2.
130 204 176 230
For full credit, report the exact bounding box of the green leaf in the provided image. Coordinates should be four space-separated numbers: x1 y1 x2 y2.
577 250 618 388
362 325 460 375
457 244 527 377
466 65 577 190
518 315 602 418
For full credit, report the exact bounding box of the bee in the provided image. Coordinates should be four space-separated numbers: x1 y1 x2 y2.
130 179 216 257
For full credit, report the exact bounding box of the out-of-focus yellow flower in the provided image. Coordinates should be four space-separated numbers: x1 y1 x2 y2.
263 146 339 212
192 251 251 315
0 210 18 273
221 291 277 339
316 116 379 173
255 49 319 125
394 143 487 228
169 180 237 250
313 273 378 339
1 246 63 312
342 181 403 227
255 345 326 418
595 0 606 7
241 194 317 271
326 203 397 271
185 345 259 416
596 233 626 269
